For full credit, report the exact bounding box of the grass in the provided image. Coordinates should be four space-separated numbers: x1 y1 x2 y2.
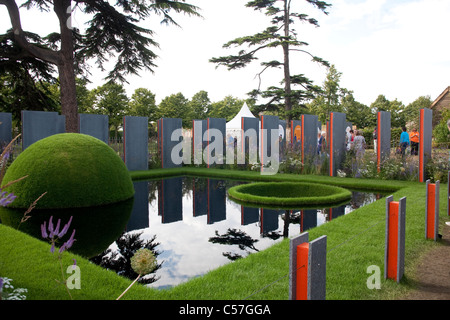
227 181 352 207
0 167 448 300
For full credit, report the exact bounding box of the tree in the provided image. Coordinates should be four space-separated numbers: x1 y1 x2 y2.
189 90 211 120
210 0 330 121
370 94 406 128
341 93 374 128
157 92 191 127
307 64 348 123
129 88 157 121
0 0 201 132
403 95 432 127
90 82 129 138
208 96 244 121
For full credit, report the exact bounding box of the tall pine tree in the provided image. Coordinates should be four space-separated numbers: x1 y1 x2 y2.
210 0 330 122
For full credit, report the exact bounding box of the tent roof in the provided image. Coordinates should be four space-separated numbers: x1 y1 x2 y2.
226 102 257 130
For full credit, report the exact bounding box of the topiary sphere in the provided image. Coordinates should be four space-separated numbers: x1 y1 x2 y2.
2 133 134 209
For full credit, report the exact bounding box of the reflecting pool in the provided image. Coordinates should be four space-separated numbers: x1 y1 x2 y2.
122 177 383 289
0 176 384 289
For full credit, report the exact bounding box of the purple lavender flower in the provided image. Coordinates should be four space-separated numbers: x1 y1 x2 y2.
41 216 76 254
0 190 16 207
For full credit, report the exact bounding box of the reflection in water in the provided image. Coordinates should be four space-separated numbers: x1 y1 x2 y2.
123 178 384 289
90 231 162 285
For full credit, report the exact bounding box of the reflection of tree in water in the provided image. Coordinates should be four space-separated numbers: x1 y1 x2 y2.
209 228 259 261
90 231 163 284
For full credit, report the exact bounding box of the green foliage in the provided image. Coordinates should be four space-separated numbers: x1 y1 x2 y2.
2 133 134 209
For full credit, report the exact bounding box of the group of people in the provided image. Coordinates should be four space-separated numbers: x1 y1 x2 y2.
346 127 366 159
398 127 420 157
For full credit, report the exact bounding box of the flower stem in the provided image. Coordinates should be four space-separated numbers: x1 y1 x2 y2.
116 274 141 300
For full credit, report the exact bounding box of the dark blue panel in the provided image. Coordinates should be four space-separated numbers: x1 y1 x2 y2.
0 112 12 146
21 110 65 149
124 116 148 171
79 113 109 144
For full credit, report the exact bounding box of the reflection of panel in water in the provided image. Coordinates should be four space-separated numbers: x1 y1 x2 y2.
260 209 280 234
127 181 149 231
193 178 208 217
241 206 260 225
329 204 346 221
158 177 183 223
301 209 317 232
207 179 226 224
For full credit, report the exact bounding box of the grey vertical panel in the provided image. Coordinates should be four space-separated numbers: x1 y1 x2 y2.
159 118 182 169
378 111 391 166
207 179 226 224
397 197 406 283
206 118 226 167
384 195 394 280
0 112 12 146
159 177 183 223
241 206 259 225
308 235 327 300
193 178 207 217
79 113 109 144
302 209 317 232
260 115 279 166
127 181 149 231
291 120 302 150
124 116 148 171
419 108 432 182
302 114 319 162
289 232 309 300
192 120 206 165
242 117 259 163
330 112 346 176
21 110 65 149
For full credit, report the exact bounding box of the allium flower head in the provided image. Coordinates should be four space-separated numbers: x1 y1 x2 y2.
130 248 157 276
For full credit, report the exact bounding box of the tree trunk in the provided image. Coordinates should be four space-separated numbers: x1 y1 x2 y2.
283 0 292 124
55 0 79 133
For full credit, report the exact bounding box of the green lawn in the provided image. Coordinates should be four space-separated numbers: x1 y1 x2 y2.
1 167 448 300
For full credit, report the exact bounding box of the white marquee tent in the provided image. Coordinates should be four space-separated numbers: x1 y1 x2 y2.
226 102 257 130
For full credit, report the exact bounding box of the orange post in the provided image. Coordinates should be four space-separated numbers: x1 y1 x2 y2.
296 243 309 300
387 201 399 281
426 183 436 240
377 112 381 173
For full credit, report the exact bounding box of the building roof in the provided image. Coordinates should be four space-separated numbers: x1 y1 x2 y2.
431 86 450 109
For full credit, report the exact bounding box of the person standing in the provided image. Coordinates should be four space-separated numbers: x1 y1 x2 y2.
409 128 419 156
373 127 377 154
353 130 366 160
399 127 410 158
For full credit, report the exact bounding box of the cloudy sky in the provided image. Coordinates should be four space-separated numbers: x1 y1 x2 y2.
1 0 449 107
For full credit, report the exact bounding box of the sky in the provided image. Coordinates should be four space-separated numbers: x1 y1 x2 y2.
1 0 450 107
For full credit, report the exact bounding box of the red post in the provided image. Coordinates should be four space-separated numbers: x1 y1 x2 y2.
387 201 399 281
426 183 436 240
296 243 309 300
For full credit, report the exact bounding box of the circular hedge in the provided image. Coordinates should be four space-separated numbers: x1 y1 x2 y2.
2 133 134 209
227 182 352 207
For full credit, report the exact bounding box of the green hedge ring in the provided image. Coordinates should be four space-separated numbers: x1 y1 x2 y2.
227 181 352 207
2 133 135 209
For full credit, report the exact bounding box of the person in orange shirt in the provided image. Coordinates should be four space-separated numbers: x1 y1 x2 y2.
409 127 419 156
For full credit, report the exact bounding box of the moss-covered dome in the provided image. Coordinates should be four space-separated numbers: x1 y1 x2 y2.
2 133 134 209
